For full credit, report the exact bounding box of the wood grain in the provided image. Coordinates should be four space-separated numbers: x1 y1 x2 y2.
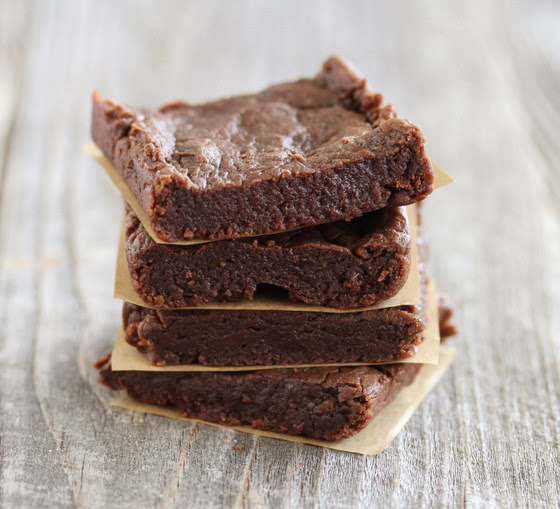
0 0 559 507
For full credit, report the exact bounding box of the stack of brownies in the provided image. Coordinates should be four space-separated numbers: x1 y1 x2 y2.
91 57 456 443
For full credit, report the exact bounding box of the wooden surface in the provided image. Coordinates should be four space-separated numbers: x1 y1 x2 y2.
1 0 559 507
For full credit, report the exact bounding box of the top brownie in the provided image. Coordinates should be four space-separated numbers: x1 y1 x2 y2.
92 56 434 242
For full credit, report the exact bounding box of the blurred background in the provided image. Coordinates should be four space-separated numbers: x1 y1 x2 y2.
1 1 559 507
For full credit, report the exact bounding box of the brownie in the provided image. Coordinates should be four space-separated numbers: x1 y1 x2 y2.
123 299 425 367
96 355 421 440
125 204 412 309
92 56 434 242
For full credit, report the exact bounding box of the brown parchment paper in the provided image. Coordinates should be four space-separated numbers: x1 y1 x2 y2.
110 348 456 455
111 280 439 371
432 162 454 188
85 144 453 246
114 204 420 312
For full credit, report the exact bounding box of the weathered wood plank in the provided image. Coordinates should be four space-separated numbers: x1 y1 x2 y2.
0 1 74 506
0 0 30 192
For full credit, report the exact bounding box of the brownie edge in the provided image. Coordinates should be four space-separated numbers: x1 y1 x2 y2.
96 358 421 440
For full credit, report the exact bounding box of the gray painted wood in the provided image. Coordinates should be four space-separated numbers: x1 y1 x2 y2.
0 0 559 507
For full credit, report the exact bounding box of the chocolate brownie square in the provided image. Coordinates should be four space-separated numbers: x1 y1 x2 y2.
97 356 421 440
92 56 434 242
124 204 412 309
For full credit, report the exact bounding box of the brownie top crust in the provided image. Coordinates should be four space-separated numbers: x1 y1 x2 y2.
98 58 399 188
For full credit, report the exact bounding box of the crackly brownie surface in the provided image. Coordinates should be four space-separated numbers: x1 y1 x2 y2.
125 203 411 309
97 356 421 440
92 56 434 241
